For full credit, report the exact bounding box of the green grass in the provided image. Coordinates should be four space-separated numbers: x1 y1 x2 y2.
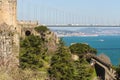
90 68 97 80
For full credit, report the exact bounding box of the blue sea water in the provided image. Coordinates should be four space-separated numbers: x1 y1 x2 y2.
62 35 120 65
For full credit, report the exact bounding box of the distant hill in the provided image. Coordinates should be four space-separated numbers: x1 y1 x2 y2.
81 27 120 35
50 27 120 36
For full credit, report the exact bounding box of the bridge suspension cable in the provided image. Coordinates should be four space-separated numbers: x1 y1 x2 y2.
17 0 120 26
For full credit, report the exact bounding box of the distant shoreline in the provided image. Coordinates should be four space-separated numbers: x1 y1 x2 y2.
62 35 120 65
57 34 120 37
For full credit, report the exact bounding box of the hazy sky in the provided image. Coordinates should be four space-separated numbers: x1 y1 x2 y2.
17 0 120 24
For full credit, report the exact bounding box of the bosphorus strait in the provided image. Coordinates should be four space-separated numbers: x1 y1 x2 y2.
62 35 120 65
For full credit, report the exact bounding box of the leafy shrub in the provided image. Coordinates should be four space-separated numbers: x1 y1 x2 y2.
34 26 49 33
69 43 97 56
20 35 45 70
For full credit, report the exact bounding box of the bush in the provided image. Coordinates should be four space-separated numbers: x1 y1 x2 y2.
69 43 97 56
34 25 49 33
115 65 120 80
20 35 45 70
48 40 94 80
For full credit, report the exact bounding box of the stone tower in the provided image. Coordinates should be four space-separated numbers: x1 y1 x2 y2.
0 0 19 70
0 0 17 27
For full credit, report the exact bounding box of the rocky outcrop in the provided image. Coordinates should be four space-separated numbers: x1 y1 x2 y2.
45 31 59 53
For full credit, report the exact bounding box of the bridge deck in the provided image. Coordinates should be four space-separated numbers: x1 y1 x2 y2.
45 24 120 27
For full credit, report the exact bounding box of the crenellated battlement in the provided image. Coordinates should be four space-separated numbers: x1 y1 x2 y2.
18 20 38 26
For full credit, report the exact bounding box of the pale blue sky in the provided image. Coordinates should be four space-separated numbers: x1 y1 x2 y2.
17 0 120 24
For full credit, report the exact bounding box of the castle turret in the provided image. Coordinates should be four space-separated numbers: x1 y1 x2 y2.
0 0 19 71
0 0 17 27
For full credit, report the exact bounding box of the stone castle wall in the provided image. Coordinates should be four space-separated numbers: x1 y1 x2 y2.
17 20 38 36
0 0 19 70
0 23 19 70
0 0 59 70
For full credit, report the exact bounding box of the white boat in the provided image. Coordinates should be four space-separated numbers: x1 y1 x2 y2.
99 39 104 42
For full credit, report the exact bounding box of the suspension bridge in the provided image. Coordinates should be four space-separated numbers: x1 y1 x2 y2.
17 0 120 27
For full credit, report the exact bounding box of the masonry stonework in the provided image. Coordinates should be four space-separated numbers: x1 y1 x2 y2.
0 23 19 69
0 0 59 71
0 0 37 69
0 0 17 27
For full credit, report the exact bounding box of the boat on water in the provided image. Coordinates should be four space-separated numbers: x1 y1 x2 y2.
99 39 104 42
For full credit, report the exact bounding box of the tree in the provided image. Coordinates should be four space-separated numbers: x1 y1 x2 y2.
34 25 49 33
48 39 76 80
115 65 120 80
48 40 94 80
69 43 96 80
34 25 49 41
20 35 46 70
73 60 94 80
69 43 97 56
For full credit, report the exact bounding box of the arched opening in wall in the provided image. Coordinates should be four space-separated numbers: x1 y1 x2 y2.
25 30 31 36
95 63 105 80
